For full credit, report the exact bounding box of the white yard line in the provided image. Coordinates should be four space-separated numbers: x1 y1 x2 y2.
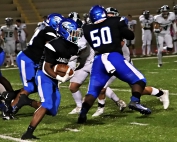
1 67 18 70
132 55 177 60
0 134 32 142
130 122 149 126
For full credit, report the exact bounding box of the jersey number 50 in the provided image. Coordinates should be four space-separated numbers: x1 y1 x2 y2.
90 27 112 48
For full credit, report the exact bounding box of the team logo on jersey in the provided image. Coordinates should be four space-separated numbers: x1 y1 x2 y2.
56 57 69 63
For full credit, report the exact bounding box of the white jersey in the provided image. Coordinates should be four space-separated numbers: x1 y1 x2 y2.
128 20 137 31
1 24 17 41
17 23 26 42
154 12 175 34
139 15 154 35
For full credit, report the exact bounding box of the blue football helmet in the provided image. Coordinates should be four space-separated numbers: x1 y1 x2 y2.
57 18 82 44
89 5 107 23
45 13 65 30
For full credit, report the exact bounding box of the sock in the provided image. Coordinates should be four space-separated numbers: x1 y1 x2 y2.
131 92 141 102
157 51 162 64
26 125 36 135
72 90 82 107
174 41 177 52
147 45 151 55
98 98 105 108
105 87 119 102
9 54 14 65
155 90 164 97
142 45 146 55
80 102 91 115
132 48 136 56
151 87 159 95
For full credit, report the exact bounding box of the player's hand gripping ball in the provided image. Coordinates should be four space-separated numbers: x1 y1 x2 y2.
53 64 74 77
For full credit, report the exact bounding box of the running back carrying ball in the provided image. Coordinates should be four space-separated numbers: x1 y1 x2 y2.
53 64 74 77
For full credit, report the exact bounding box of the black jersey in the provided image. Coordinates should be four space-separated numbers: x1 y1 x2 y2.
38 37 79 70
23 26 58 64
82 17 134 55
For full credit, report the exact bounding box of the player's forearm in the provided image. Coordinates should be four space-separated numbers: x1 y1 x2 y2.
44 62 57 78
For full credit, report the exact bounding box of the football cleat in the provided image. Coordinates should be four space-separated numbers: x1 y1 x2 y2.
159 90 169 109
158 64 162 67
68 107 81 114
128 101 151 115
77 113 87 124
92 107 104 117
21 132 38 140
2 111 15 120
116 100 127 112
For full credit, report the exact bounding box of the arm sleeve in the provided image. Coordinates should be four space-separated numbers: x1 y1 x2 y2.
44 43 56 64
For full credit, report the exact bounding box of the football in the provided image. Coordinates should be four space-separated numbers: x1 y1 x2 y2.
53 64 74 77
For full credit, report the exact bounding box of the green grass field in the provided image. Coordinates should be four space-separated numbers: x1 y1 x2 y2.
0 55 177 142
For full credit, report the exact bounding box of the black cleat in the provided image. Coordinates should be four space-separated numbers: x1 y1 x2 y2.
21 131 38 140
2 111 15 120
128 101 151 115
77 113 87 124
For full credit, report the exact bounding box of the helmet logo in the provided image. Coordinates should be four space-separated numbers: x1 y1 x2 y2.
54 16 62 23
62 21 72 31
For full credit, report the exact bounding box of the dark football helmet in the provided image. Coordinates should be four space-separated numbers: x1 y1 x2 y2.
143 10 150 19
5 17 13 26
161 5 170 18
173 5 177 14
106 7 120 17
68 12 80 19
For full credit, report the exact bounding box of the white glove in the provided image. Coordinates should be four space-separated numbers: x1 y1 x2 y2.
56 68 74 83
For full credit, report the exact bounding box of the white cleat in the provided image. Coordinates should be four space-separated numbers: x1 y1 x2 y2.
116 100 127 111
68 107 81 114
160 90 169 109
92 107 104 117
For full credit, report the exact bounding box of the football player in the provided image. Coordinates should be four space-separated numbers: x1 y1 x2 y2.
1 13 64 120
0 17 18 67
78 5 151 124
15 19 28 51
21 18 81 140
34 15 47 32
154 5 177 67
173 5 177 54
67 12 126 115
127 14 137 57
92 7 169 117
139 10 154 56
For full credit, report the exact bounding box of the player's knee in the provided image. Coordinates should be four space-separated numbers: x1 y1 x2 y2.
69 83 80 93
134 80 146 90
42 101 53 111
